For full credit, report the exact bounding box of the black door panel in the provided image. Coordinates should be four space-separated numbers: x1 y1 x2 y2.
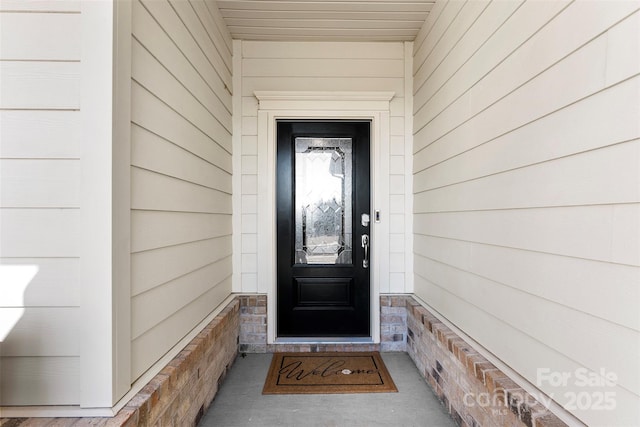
276 121 371 337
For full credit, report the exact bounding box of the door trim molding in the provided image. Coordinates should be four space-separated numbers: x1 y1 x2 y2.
254 90 395 344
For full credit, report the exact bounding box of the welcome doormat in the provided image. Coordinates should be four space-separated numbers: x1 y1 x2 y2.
262 352 398 394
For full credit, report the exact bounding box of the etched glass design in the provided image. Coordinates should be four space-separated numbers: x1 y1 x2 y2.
294 137 353 265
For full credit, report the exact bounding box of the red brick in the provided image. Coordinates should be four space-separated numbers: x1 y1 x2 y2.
525 400 551 418
414 305 428 319
448 338 464 360
437 329 457 350
104 408 137 427
389 296 407 307
464 353 485 378
424 315 440 333
452 342 473 364
492 377 522 408
474 362 497 385
484 369 508 395
534 413 568 427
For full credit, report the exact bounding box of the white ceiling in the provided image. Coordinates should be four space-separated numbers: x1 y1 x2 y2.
215 0 435 42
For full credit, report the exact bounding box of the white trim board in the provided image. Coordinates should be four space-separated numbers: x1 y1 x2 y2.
253 91 395 345
79 0 118 408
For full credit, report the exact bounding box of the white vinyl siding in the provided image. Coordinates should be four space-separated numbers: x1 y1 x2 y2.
238 40 411 294
0 1 81 405
412 1 640 426
130 0 233 380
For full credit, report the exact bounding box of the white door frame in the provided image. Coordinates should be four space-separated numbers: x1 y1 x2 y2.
253 91 395 344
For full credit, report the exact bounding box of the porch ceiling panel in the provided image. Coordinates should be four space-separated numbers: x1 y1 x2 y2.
214 0 435 41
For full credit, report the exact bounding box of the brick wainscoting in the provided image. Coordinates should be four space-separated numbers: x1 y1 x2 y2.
1 298 240 427
402 297 566 427
238 295 268 353
238 295 405 353
380 295 408 352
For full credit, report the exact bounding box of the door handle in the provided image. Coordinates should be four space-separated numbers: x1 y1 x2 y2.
361 234 369 268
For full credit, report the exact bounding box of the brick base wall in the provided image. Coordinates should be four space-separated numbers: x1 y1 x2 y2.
403 297 567 427
238 295 406 353
123 299 240 426
380 295 408 352
1 298 240 427
239 295 268 353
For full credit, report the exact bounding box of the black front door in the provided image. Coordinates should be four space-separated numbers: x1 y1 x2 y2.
276 121 371 337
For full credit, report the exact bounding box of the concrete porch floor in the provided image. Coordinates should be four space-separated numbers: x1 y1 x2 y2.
198 352 456 427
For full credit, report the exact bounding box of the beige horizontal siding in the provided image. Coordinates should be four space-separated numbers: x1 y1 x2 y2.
0 12 80 60
131 257 232 339
0 111 80 158
414 141 639 211
0 159 80 208
131 211 232 253
131 125 232 193
242 41 405 59
0 1 79 12
0 62 80 110
243 58 404 78
131 236 232 296
130 277 232 378
130 0 233 380
412 1 640 426
1 209 79 258
413 78 639 188
132 39 231 143
131 167 231 214
0 357 79 405
0 308 80 356
131 83 232 171
413 0 491 92
241 76 406 98
0 258 80 307
0 5 82 406
415 234 639 331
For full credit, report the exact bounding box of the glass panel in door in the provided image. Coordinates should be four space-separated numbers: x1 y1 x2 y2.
294 137 353 265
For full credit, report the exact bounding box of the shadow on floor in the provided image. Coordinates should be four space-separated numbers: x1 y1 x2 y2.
198 352 456 427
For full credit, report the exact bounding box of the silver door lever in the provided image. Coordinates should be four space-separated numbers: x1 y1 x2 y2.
361 234 369 268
